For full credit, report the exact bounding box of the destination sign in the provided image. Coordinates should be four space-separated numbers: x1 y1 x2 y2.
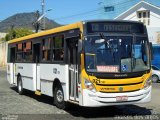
97 65 119 73
87 22 144 34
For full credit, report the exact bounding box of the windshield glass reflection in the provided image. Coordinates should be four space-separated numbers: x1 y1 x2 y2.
84 36 150 73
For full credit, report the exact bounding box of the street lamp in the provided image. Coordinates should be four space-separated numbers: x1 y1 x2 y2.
33 9 52 32
36 9 52 23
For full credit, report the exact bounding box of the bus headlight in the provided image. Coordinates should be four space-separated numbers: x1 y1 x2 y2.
84 79 96 93
144 78 152 89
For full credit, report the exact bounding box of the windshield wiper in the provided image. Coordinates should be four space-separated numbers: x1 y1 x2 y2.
99 33 106 39
99 33 116 62
131 35 136 70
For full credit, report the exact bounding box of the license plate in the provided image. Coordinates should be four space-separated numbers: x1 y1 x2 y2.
116 96 128 101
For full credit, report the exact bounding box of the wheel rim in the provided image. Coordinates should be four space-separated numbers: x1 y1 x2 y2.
152 75 158 82
56 90 63 102
18 80 22 92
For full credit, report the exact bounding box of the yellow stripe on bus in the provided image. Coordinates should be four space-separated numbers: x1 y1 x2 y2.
8 22 83 44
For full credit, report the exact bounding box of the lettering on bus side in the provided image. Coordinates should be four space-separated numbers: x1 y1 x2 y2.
53 68 60 74
100 87 115 91
18 66 23 69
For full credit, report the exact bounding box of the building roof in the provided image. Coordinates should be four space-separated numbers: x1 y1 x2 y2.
115 1 160 20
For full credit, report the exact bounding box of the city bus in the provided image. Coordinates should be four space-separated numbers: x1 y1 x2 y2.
7 20 152 109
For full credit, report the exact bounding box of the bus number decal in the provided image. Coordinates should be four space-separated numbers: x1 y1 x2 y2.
93 79 100 84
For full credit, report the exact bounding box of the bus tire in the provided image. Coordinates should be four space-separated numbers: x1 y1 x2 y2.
54 84 66 109
17 76 24 95
152 75 159 83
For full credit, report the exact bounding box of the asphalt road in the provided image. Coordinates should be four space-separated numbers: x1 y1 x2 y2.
0 67 160 120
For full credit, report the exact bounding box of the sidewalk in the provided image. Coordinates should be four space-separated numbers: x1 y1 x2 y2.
0 66 7 71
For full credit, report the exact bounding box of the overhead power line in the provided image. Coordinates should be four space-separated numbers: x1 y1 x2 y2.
104 0 136 7
53 8 102 20
53 0 136 21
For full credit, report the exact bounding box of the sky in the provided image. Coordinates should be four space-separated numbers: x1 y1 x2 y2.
0 0 101 25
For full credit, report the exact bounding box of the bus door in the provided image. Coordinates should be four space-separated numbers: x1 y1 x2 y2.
33 43 41 90
67 38 79 101
9 47 16 84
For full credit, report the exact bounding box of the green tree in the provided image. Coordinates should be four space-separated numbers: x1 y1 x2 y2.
5 28 33 41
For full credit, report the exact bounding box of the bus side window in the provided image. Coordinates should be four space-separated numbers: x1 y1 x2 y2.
52 35 64 61
42 38 51 62
23 42 32 62
8 47 16 63
16 43 23 62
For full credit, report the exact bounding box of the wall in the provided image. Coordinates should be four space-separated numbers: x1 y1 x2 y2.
0 41 7 67
147 27 160 44
157 32 160 43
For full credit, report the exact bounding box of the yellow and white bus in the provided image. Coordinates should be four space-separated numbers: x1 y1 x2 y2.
7 20 152 109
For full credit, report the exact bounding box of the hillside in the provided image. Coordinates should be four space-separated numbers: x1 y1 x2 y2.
0 12 61 32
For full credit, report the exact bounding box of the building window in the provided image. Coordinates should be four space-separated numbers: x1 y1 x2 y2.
137 10 150 26
104 6 114 12
148 11 150 18
143 12 146 18
138 12 142 18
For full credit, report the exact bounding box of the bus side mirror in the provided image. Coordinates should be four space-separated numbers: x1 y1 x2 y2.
78 40 83 53
150 42 153 60
78 40 83 72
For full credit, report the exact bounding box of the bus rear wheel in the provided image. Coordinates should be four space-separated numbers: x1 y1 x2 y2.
54 84 66 109
17 76 24 95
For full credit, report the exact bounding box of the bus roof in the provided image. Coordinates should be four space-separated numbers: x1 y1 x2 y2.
8 20 144 44
8 21 83 44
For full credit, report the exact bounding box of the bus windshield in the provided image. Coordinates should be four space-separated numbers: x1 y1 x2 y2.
84 36 150 73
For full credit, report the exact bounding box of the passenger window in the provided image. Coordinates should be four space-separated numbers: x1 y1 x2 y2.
16 43 23 62
8 47 16 63
23 42 32 62
42 38 51 61
53 35 64 61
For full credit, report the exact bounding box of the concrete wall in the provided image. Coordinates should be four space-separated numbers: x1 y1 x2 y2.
157 32 160 43
0 41 7 67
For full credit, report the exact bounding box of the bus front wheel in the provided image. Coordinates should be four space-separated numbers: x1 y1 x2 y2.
152 75 159 83
17 76 24 95
54 84 66 109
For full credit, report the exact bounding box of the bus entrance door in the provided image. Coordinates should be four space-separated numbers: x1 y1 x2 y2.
33 43 41 91
68 38 79 102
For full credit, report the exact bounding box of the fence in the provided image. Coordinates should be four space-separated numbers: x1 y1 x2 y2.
0 41 7 67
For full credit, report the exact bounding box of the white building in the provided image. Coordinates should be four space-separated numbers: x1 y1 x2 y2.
115 1 160 44
0 32 7 66
0 32 6 40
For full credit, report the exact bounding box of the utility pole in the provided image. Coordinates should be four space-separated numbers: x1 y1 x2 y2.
33 10 40 33
41 0 45 30
33 0 51 32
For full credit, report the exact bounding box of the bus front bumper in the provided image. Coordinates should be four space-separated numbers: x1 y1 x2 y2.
82 86 151 107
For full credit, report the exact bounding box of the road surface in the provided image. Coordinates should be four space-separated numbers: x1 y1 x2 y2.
0 67 159 120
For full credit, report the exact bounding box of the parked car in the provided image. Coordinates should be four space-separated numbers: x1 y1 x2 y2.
151 65 160 83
